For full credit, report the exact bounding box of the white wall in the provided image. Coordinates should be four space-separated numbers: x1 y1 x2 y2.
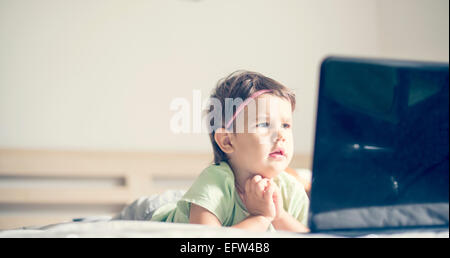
377 0 449 61
0 0 448 154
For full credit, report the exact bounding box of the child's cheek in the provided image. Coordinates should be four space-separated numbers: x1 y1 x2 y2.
257 134 272 145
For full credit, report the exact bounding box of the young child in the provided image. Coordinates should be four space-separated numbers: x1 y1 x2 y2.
151 71 310 232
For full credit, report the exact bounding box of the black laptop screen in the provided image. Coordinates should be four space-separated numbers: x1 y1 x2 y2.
309 57 449 232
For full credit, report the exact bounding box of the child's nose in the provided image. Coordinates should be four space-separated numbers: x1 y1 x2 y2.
272 127 286 143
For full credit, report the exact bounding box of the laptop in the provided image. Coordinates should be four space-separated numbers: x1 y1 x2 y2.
308 56 449 235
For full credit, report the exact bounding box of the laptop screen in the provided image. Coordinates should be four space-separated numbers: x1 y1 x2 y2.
309 57 449 232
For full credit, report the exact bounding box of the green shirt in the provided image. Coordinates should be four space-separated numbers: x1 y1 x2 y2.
150 161 309 231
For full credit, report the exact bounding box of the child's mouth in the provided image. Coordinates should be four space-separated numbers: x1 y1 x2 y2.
268 149 286 159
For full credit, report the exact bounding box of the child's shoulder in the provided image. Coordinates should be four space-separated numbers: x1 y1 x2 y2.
201 161 234 177
194 161 235 188
181 161 236 208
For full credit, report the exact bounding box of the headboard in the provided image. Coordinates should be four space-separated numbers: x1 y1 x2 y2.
0 148 311 230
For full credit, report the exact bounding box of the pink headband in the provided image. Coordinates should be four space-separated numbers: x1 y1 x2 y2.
225 89 273 129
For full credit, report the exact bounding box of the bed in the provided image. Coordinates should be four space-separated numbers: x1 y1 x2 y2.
0 219 447 238
0 148 447 238
0 148 255 229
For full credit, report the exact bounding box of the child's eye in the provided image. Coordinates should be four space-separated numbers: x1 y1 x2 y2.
283 123 291 129
256 122 270 128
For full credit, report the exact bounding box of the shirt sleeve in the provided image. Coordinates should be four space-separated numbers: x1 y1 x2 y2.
179 166 234 225
277 172 310 226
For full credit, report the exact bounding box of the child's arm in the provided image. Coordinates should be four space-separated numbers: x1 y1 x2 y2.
189 203 272 232
271 210 310 233
189 203 222 227
189 175 276 232
269 181 310 233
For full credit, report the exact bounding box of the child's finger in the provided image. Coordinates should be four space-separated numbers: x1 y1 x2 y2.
238 192 246 206
249 175 262 194
248 178 257 195
257 179 269 195
252 175 262 183
264 184 275 203
269 180 277 191
272 185 279 203
245 178 251 194
271 182 283 208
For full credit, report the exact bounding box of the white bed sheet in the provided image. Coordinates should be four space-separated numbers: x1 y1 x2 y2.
0 220 448 238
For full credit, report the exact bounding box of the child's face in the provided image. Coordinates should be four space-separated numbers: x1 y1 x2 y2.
229 94 294 178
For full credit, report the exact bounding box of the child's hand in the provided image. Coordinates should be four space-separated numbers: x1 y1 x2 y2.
240 175 276 222
269 180 284 221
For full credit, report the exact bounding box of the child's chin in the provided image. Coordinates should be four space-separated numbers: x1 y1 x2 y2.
266 157 288 166
262 163 287 177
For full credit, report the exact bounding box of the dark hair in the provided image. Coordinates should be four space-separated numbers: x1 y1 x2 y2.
205 70 296 165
